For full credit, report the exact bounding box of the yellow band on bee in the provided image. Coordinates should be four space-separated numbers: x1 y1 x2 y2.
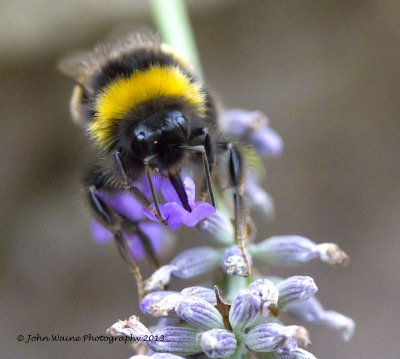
89 66 206 149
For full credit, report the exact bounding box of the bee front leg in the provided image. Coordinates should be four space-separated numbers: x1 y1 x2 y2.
88 185 145 299
185 128 216 207
227 143 251 277
114 151 167 225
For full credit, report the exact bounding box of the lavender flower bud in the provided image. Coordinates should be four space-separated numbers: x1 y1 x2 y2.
229 289 261 332
106 315 150 337
180 286 217 305
197 329 237 358
140 291 178 315
321 311 355 341
276 276 318 309
148 294 184 317
286 297 355 341
175 297 224 330
249 127 283 157
129 356 184 359
244 171 275 219
247 279 279 317
146 326 201 355
144 265 178 292
245 323 310 352
249 236 349 266
170 247 221 279
137 355 184 359
222 246 253 276
220 109 282 157
290 348 318 359
196 210 234 245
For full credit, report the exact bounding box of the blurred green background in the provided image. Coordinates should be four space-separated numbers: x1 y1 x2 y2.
1 1 400 358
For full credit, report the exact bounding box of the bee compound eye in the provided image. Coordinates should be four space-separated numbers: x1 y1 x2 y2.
176 115 190 139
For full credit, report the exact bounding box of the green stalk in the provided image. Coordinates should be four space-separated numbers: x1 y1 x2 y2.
149 0 203 78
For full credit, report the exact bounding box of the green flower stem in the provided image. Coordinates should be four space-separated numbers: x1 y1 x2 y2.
224 273 248 303
149 0 203 78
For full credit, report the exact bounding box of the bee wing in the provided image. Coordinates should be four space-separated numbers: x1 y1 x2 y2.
59 31 161 126
59 31 160 87
58 49 107 93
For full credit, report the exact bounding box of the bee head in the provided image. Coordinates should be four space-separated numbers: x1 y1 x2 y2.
129 110 190 168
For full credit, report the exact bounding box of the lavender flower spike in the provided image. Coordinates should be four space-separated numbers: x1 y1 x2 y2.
248 235 349 266
286 297 355 341
245 323 310 352
197 329 237 358
146 326 201 355
277 276 318 309
175 297 224 330
106 315 150 337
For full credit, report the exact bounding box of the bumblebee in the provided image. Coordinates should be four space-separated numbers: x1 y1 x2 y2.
60 34 249 297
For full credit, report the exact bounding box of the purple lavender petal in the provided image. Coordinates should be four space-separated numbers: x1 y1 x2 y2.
159 203 187 230
183 177 196 210
160 177 181 205
125 232 145 260
90 219 113 243
183 202 216 227
97 190 144 222
142 203 185 230
139 222 163 255
144 176 215 230
134 173 162 199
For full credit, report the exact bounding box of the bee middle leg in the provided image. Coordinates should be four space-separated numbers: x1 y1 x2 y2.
182 128 216 207
226 142 251 277
88 185 146 299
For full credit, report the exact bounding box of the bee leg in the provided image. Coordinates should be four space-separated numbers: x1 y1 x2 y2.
180 132 216 207
144 155 167 224
114 151 167 225
88 185 145 299
227 143 251 277
200 130 216 207
122 219 161 269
